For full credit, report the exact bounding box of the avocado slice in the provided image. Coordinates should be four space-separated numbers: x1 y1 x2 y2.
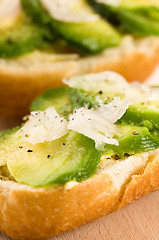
30 86 72 117
104 125 158 158
88 0 159 36
6 131 101 186
0 13 53 58
119 105 159 130
21 0 121 53
0 127 20 166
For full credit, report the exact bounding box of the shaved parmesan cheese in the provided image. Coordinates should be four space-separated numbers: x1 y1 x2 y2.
0 0 21 29
64 71 159 104
96 97 130 122
127 81 159 103
63 71 128 94
68 98 129 150
19 107 68 144
40 0 99 23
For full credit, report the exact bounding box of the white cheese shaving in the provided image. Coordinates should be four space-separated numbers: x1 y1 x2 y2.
127 81 159 103
19 107 68 144
0 0 21 29
40 0 99 23
64 71 159 104
68 98 129 150
63 71 128 94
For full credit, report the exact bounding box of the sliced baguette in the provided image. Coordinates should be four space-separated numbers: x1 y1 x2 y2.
0 149 158 239
1 36 159 119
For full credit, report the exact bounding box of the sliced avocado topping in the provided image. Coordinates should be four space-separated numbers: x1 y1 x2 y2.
0 13 53 58
30 86 72 117
51 19 121 53
22 0 121 53
68 88 104 109
21 0 56 42
104 125 158 158
1 78 159 187
0 127 20 166
88 0 159 36
119 105 159 129
6 131 101 186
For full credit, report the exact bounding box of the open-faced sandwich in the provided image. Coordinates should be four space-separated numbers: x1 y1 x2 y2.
1 0 159 118
0 71 159 239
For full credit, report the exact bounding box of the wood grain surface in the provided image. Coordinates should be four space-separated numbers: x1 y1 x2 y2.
0 119 159 240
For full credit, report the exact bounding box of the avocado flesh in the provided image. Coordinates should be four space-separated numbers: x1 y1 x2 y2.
104 125 158 158
119 105 159 130
120 0 159 8
88 0 159 36
30 87 72 117
6 131 100 187
0 14 52 58
22 0 121 53
0 127 20 166
21 0 56 42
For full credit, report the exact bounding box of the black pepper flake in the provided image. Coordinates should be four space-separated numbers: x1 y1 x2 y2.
132 130 139 135
124 153 130 157
98 90 103 94
72 118 74 121
27 149 33 153
88 118 91 120
18 146 23 149
55 116 57 118
63 143 65 145
61 119 63 122
47 155 51 158
114 154 120 160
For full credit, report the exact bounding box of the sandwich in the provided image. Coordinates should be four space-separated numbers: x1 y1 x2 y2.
0 71 159 239
1 0 159 118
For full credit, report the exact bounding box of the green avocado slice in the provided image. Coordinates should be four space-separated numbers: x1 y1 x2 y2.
0 14 53 58
6 131 101 186
21 0 121 53
104 125 158 158
88 0 159 36
30 86 72 117
118 105 159 130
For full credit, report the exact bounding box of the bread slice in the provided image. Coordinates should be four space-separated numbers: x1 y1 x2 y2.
0 149 158 240
1 36 159 119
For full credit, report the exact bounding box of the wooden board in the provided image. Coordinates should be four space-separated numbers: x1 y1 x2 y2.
0 119 159 240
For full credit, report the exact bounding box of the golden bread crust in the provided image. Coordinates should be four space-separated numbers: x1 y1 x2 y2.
1 37 159 118
0 150 159 239
118 150 159 209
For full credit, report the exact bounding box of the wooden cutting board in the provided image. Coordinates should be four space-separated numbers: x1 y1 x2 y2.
0 119 159 240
